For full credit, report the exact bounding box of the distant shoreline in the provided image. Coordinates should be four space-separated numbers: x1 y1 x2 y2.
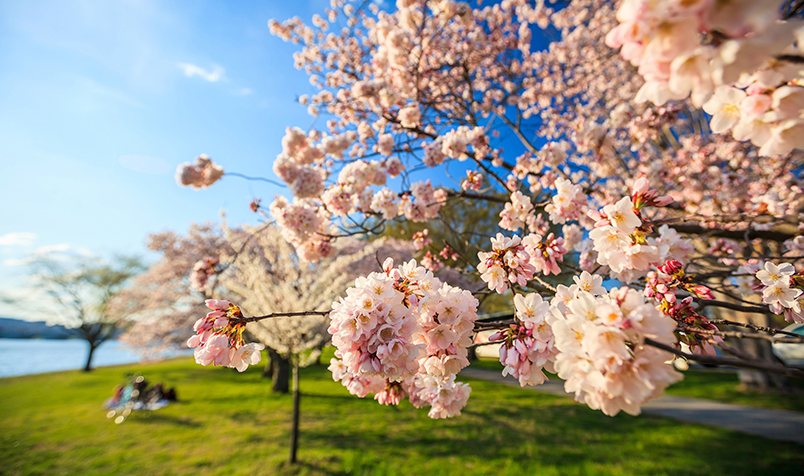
0 338 191 378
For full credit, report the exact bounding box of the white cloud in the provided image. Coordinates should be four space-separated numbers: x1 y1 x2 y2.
237 87 253 95
34 244 72 254
177 62 225 82
4 258 31 267
0 232 37 247
3 244 96 266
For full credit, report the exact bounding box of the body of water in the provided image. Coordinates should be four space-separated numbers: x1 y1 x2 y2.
0 338 171 378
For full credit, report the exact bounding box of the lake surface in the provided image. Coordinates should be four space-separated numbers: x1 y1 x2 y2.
0 338 178 378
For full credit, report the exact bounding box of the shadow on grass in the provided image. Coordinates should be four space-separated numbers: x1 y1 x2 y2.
294 400 804 476
131 412 201 427
302 393 359 401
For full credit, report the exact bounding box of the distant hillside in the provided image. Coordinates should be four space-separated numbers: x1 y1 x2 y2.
0 318 77 339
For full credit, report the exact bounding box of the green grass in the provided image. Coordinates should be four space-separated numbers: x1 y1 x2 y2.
1 356 802 476
473 357 804 412
664 368 804 412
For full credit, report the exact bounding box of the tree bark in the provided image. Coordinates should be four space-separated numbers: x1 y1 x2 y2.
467 344 478 362
272 352 290 393
714 300 788 390
262 347 276 379
84 342 97 372
731 313 788 390
288 353 300 464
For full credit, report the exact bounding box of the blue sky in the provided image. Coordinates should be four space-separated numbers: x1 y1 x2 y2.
0 0 338 317
0 0 547 320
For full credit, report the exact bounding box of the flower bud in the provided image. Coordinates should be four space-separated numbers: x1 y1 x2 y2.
632 177 650 197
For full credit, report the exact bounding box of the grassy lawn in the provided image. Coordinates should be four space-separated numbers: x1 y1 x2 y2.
472 357 804 412
665 368 804 412
1 356 802 476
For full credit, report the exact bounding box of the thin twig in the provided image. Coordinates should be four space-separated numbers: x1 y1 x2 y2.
231 310 330 324
644 338 804 377
710 318 801 338
225 172 287 188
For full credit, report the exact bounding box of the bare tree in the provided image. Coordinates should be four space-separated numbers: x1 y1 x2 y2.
30 256 144 371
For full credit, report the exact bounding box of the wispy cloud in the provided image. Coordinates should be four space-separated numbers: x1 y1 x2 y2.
177 62 225 82
3 243 95 266
237 87 253 95
0 232 37 247
4 258 31 267
118 154 172 175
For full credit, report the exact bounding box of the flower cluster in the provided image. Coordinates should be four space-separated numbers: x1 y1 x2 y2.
490 293 556 387
588 196 655 279
754 262 804 323
522 232 568 277
606 0 804 156
329 358 386 398
499 191 535 232
545 177 588 225
327 258 477 418
400 180 447 222
477 234 536 294
189 256 219 292
645 260 720 353
175 154 224 189
440 126 489 161
461 170 483 191
418 281 479 377
269 196 333 262
328 265 422 382
588 179 678 281
412 229 433 250
187 300 264 372
407 373 472 419
550 285 683 416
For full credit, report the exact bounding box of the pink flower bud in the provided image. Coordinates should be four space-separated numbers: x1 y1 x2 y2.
488 332 503 342
187 335 202 348
694 285 714 300
587 210 603 221
653 196 674 207
632 177 650 197
205 299 232 311
661 260 683 274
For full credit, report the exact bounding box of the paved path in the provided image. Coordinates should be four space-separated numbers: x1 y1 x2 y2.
460 367 804 445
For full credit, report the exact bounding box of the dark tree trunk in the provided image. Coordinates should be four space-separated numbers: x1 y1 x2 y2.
288 353 301 464
263 347 276 378
467 344 478 362
719 307 787 390
84 342 97 372
313 342 325 366
272 352 290 393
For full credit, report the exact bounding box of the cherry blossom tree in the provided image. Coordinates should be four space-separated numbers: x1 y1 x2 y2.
175 0 804 443
211 223 415 461
113 223 233 355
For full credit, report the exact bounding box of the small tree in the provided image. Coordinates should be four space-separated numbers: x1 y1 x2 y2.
29 256 143 371
217 224 414 463
113 223 231 354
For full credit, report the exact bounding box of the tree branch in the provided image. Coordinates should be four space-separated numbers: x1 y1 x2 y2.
231 310 331 325
644 338 804 378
